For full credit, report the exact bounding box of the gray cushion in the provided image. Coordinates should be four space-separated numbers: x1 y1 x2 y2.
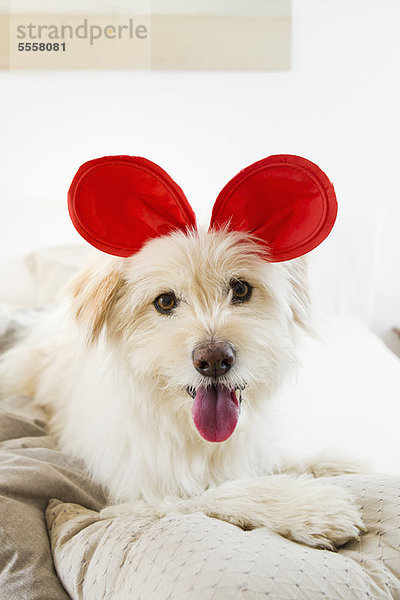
0 396 106 600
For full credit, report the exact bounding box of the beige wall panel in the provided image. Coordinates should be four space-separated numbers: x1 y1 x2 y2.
0 7 291 70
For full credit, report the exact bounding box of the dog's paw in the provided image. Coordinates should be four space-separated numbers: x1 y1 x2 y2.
282 482 366 550
282 448 369 478
304 448 369 478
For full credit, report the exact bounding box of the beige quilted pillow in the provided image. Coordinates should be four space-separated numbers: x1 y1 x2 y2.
46 476 400 600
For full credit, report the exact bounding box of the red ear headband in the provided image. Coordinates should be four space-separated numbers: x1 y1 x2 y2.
68 154 337 262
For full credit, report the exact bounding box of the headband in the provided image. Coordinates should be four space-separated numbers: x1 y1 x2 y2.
68 154 337 262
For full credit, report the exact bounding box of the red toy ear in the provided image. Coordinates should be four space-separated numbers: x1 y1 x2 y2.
210 155 337 262
68 155 196 257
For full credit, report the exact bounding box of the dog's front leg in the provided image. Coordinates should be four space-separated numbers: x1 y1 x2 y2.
101 474 365 550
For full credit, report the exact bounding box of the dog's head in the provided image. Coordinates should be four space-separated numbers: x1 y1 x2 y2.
68 155 337 444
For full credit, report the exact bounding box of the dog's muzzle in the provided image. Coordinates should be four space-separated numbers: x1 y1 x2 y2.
187 341 246 443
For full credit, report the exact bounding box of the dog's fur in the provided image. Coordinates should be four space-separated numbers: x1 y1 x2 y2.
0 229 365 549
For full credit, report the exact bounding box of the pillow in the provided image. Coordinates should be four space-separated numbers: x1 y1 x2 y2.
281 314 400 476
25 245 91 304
46 475 400 600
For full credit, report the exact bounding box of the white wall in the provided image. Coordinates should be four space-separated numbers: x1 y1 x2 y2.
1 0 400 351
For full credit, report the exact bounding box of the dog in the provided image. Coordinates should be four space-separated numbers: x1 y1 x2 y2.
0 155 365 550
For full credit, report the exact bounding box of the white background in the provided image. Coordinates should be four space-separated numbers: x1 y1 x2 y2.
0 0 399 354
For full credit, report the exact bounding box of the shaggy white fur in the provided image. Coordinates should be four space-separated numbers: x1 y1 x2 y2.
0 229 365 549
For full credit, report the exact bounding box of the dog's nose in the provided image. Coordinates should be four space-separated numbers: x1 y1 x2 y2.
192 342 236 378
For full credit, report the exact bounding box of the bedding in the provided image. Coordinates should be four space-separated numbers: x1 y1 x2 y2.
46 475 400 600
0 395 106 600
281 314 400 476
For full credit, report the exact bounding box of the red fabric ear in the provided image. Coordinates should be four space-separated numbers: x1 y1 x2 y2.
210 155 337 262
68 155 196 257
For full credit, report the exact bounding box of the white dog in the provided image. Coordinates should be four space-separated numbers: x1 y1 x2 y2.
0 155 365 550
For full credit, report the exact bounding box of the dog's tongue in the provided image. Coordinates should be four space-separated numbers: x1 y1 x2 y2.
191 385 240 442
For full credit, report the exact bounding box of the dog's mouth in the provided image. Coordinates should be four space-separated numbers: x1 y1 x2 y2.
186 384 245 443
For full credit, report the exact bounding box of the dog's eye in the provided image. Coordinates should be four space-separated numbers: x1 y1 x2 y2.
154 292 177 314
230 279 252 303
